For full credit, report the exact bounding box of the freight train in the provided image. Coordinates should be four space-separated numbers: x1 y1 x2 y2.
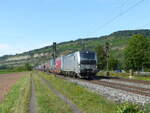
37 50 98 79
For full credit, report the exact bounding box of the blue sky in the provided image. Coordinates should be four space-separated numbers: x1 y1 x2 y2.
0 0 149 56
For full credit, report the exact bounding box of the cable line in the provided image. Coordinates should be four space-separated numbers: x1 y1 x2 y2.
88 0 145 36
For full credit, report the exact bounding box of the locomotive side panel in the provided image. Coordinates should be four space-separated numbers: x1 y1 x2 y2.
61 52 80 75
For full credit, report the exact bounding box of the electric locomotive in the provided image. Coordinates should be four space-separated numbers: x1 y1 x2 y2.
37 50 98 79
59 50 97 78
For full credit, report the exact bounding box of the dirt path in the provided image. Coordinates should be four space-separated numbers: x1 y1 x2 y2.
29 75 38 113
0 73 25 103
40 76 83 113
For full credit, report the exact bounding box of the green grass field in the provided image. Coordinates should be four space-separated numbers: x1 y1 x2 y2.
0 69 25 74
98 71 150 81
33 72 74 113
38 71 118 113
0 70 19 74
0 73 31 113
0 71 149 113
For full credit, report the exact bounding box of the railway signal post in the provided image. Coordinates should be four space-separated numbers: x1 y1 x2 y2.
53 42 57 76
105 42 110 76
53 42 57 64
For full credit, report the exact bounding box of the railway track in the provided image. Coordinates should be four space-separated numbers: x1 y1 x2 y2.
56 75 150 97
90 80 150 97
98 76 150 85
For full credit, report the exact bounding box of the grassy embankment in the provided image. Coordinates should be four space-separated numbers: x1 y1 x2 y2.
98 71 150 81
33 72 74 113
0 69 24 74
1 71 148 113
0 68 32 74
0 73 31 113
0 71 74 113
38 71 117 113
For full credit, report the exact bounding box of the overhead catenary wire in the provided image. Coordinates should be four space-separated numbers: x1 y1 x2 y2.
118 0 131 9
87 0 145 37
138 23 150 28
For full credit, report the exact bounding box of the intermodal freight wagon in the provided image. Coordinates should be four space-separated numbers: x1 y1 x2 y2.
37 50 98 79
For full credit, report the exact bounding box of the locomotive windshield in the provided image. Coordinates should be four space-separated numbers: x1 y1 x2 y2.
80 60 96 65
80 52 95 59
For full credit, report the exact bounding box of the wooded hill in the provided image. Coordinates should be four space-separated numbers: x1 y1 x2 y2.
0 29 150 69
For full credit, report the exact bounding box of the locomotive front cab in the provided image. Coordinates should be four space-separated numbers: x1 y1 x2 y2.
79 51 97 78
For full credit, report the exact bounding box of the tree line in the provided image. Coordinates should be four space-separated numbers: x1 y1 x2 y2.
95 34 150 72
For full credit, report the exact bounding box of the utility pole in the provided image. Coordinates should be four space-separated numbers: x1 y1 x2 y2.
105 42 110 76
81 40 85 50
53 42 57 69
83 41 85 50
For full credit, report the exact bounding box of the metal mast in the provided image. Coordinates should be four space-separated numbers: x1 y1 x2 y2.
53 42 57 68
105 42 110 76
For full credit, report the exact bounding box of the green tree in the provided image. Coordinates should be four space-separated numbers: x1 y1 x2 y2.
0 65 8 70
24 63 32 71
124 34 150 71
109 57 119 70
95 45 107 70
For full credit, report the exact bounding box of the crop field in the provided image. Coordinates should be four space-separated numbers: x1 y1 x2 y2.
0 73 25 102
0 71 149 113
0 72 30 113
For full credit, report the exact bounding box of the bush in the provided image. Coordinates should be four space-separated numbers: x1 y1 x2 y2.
144 68 150 72
24 63 32 71
117 103 144 113
0 65 8 70
0 63 33 73
144 103 150 113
